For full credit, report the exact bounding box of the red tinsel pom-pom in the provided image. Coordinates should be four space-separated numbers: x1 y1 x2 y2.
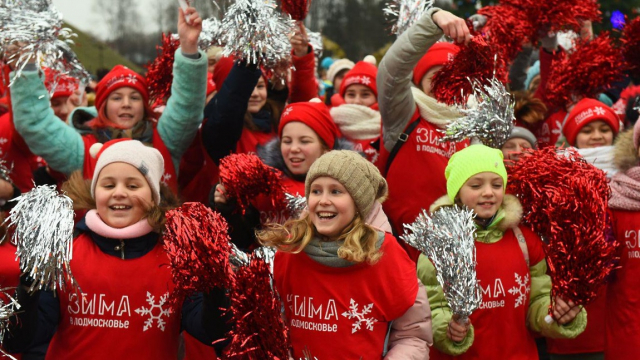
507 147 618 310
431 36 508 106
219 153 286 214
544 32 625 110
478 5 535 62
163 202 234 306
622 17 640 82
223 257 291 359
279 0 312 21
145 33 180 108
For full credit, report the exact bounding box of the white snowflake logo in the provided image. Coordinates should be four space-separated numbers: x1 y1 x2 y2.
594 107 606 116
365 148 379 164
360 76 372 86
125 74 138 84
282 106 293 117
0 137 8 145
552 120 562 136
161 173 172 186
507 273 530 308
134 291 172 331
341 298 378 333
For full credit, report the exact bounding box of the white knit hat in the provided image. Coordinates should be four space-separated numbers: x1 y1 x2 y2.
90 139 164 204
326 58 355 84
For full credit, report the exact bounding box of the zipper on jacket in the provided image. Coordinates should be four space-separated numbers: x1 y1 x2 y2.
114 240 125 260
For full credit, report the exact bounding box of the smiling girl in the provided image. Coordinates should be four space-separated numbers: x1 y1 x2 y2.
417 144 587 360
257 150 432 359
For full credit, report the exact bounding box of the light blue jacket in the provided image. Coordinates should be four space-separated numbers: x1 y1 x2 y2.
10 49 207 175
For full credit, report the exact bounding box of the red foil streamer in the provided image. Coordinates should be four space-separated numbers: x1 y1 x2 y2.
219 153 287 214
145 33 180 108
544 32 625 110
431 35 508 106
478 5 536 62
163 202 234 306
279 0 312 21
506 147 618 313
223 257 291 359
622 17 640 82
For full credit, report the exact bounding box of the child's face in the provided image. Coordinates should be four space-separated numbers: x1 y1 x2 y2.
420 65 443 97
457 172 504 220
575 120 614 149
308 176 357 240
95 162 153 229
281 122 326 176
344 84 376 107
105 87 145 129
501 138 533 162
247 77 268 114
50 96 71 121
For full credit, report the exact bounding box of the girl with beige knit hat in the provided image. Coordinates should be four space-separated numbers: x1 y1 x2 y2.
258 150 432 359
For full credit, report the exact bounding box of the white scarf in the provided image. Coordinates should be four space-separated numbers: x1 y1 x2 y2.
576 146 618 180
330 104 381 140
410 87 462 128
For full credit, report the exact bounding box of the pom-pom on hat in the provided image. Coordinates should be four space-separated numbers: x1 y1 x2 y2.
305 150 388 218
562 98 620 147
339 57 378 98
90 139 165 205
326 58 355 84
95 65 148 111
413 42 459 86
44 68 79 99
445 144 508 202
278 98 341 149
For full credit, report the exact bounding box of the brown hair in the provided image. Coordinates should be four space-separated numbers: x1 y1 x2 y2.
62 171 181 232
257 214 382 264
513 91 548 125
243 99 282 132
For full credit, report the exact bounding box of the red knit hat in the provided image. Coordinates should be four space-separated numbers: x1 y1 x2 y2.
95 65 148 111
413 42 459 86
278 99 341 149
44 68 79 99
339 60 378 98
212 56 234 92
206 72 216 97
563 98 620 146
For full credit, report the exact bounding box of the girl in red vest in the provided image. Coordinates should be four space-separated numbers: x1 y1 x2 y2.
330 56 383 165
376 8 469 261
4 139 226 359
417 144 586 360
606 120 640 360
8 6 207 195
257 150 432 359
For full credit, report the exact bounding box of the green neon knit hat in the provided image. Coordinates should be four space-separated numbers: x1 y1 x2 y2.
444 144 508 201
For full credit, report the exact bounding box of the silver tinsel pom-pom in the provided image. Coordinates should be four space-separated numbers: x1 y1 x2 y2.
0 159 11 183
5 185 77 293
401 206 481 321
439 76 515 149
383 0 434 35
0 0 89 87
218 0 295 69
0 287 19 360
285 193 307 219
306 29 323 59
198 17 223 50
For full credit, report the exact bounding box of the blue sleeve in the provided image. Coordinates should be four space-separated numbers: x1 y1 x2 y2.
201 61 262 164
10 70 84 175
181 291 230 352
157 49 208 173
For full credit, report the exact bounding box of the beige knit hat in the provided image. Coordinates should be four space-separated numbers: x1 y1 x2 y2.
305 150 388 218
326 58 355 84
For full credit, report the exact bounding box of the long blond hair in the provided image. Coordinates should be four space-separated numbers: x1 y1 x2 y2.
257 214 382 264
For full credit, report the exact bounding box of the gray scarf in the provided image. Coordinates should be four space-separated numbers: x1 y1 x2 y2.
303 232 385 268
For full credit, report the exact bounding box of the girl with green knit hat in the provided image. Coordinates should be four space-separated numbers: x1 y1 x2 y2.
417 144 587 359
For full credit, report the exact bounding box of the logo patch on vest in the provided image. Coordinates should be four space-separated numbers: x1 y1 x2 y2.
134 291 172 331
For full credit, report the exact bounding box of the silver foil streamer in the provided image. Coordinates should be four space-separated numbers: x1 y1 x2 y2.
5 185 77 293
229 244 276 269
0 287 19 360
306 29 323 59
0 159 11 182
401 206 481 321
285 193 307 219
0 0 90 87
218 0 295 69
198 17 224 50
439 76 515 149
383 0 434 35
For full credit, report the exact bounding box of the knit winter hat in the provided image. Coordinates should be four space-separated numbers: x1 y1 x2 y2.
507 126 538 149
326 58 355 84
90 139 165 205
445 144 508 201
212 56 235 92
44 68 79 99
95 65 148 111
278 99 341 149
339 57 378 98
305 150 388 218
563 98 619 147
413 42 459 86
524 60 540 90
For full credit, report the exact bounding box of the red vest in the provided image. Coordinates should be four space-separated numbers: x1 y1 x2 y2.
0 242 21 359
178 128 219 204
274 233 418 359
431 228 545 360
183 331 218 360
255 176 306 225
81 128 178 193
47 233 181 360
351 137 381 167
606 210 640 360
382 110 467 260
529 110 565 148
0 113 46 193
236 128 275 156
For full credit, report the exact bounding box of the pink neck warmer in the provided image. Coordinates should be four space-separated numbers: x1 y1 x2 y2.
85 209 154 239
